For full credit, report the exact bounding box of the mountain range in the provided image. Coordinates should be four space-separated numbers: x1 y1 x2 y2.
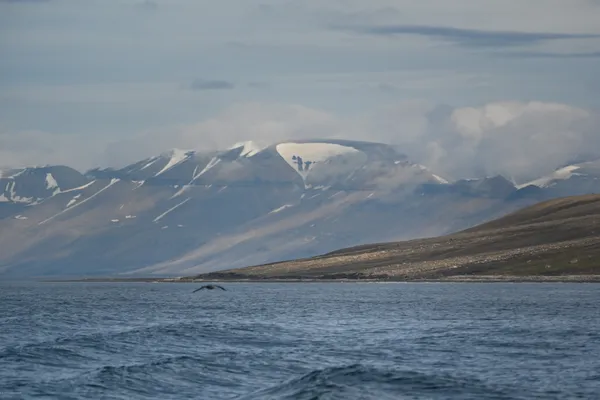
1 139 599 278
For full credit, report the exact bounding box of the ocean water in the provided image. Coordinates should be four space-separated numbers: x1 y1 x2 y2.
1 282 599 400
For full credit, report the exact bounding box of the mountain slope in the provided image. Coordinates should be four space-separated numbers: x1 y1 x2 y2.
1 139 599 279
0 166 90 219
197 194 600 280
518 159 600 197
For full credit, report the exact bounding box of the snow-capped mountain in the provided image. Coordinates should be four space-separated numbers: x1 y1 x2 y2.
0 166 90 219
0 139 598 278
87 139 446 191
0 165 88 203
518 159 600 197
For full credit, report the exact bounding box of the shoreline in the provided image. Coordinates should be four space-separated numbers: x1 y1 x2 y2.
41 275 600 283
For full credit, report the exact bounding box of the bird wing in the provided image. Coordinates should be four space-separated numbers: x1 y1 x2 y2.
192 286 206 293
216 285 226 290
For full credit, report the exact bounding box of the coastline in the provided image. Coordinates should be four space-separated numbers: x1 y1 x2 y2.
42 275 600 283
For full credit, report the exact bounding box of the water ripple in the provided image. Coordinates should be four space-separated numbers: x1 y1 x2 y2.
1 281 599 399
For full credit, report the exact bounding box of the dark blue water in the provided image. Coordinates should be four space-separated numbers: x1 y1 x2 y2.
1 282 599 399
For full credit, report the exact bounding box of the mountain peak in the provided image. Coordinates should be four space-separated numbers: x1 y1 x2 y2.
228 141 262 157
158 148 195 159
155 148 195 177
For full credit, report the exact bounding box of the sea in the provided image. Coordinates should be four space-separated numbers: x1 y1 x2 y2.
1 281 599 399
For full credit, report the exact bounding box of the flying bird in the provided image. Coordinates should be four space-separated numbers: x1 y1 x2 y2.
192 284 226 292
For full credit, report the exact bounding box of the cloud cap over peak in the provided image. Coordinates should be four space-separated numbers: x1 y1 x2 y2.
3 100 598 187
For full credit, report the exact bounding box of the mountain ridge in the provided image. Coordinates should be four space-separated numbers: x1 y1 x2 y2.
1 138 599 278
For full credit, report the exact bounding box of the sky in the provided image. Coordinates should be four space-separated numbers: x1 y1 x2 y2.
1 0 600 181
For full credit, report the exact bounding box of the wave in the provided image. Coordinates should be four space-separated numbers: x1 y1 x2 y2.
0 344 93 368
0 317 292 361
2 353 247 399
235 364 519 400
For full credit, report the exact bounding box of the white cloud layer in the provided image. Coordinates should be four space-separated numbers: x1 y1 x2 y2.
1 1 599 181
0 129 106 170
2 100 598 184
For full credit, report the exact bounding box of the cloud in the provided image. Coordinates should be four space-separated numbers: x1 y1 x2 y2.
0 0 50 3
247 81 270 89
363 101 600 183
100 100 600 184
134 0 158 11
189 79 235 91
376 83 399 94
2 101 599 185
336 24 600 48
503 51 600 59
0 130 106 171
100 102 342 167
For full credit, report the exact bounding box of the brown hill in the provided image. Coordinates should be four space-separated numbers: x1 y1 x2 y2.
195 194 600 280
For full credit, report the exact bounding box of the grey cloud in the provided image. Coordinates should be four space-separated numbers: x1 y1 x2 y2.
3 101 599 186
189 79 235 91
134 0 158 11
0 0 50 2
376 83 399 94
0 130 107 171
247 81 270 89
362 101 600 184
502 51 600 59
335 24 600 48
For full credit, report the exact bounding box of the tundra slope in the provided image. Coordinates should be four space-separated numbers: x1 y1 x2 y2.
196 194 600 280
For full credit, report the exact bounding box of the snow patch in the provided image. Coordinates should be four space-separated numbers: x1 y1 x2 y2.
195 157 220 179
276 142 360 178
269 204 293 214
153 198 190 222
14 215 28 220
125 215 136 219
154 149 190 177
140 157 159 170
133 180 145 190
45 173 58 189
416 164 449 184
229 141 262 157
172 157 221 198
171 184 191 199
5 181 35 204
39 178 120 225
518 165 582 189
66 194 81 208
111 219 119 223
61 180 96 193
432 174 449 184
45 173 62 195
8 169 26 179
